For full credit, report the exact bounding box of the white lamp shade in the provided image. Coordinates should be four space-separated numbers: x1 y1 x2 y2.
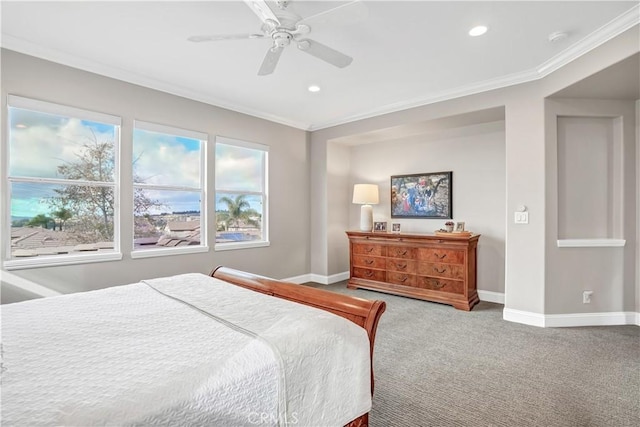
352 184 379 205
353 184 379 231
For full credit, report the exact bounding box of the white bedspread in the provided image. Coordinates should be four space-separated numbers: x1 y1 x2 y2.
1 273 372 426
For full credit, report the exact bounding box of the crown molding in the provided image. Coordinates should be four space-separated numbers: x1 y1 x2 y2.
310 7 639 131
537 4 639 77
3 5 637 133
0 35 312 131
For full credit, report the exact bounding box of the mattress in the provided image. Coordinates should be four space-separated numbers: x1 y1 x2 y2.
1 273 372 426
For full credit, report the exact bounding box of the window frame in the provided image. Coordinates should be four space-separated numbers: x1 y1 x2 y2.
4 95 122 270
214 136 269 251
130 120 208 259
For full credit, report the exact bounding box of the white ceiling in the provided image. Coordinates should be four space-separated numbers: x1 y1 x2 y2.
1 1 638 131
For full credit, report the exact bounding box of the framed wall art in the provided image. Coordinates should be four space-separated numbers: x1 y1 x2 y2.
390 171 452 219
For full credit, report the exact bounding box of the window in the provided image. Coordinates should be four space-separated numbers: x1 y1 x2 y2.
215 137 268 249
131 121 207 257
6 95 121 268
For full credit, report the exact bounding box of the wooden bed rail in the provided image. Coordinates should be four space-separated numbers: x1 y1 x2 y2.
210 266 386 395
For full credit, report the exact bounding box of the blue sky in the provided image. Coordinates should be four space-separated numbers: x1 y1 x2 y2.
9 107 263 218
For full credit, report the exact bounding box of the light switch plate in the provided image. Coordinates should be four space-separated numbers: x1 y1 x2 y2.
514 212 529 224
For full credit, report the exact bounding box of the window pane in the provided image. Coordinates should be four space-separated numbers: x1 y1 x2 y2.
133 188 202 249
215 193 263 243
133 128 201 188
9 107 116 181
10 182 115 258
215 144 263 192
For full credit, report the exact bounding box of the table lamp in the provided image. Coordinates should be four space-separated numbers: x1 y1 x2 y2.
352 184 379 231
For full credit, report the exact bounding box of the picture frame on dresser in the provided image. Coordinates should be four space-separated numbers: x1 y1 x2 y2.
373 221 387 232
390 171 452 219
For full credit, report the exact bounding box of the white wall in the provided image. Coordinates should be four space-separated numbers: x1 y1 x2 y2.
1 49 310 299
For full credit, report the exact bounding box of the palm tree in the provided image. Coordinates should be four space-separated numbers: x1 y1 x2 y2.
218 195 260 230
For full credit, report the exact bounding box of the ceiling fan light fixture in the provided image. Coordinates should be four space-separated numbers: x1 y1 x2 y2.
469 25 488 37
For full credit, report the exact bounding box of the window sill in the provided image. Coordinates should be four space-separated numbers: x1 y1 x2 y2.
215 241 270 251
557 239 626 248
131 245 209 259
4 251 123 270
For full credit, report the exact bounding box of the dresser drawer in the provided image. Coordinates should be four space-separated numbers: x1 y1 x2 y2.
353 255 386 269
352 243 385 257
387 245 415 259
387 272 415 287
416 248 464 264
386 258 416 273
353 267 386 282
417 262 464 280
415 276 464 294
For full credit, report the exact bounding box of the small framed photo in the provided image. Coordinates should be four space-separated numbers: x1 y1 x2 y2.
373 221 387 232
455 221 465 232
391 223 401 233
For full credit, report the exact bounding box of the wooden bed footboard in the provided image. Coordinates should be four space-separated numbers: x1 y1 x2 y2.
210 266 386 426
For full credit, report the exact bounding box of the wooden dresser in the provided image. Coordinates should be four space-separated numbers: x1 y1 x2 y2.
346 231 480 311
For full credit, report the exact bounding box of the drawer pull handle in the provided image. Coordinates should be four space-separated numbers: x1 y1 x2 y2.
396 250 408 256
365 247 374 253
396 263 407 270
425 278 445 288
365 259 374 265
365 270 374 277
434 267 447 274
435 253 447 259
399 276 409 283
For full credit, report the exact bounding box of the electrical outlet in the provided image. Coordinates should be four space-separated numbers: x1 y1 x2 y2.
583 291 593 304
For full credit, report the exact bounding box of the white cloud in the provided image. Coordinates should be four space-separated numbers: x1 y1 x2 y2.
133 131 201 188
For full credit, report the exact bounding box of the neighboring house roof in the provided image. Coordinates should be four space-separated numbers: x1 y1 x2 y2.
166 220 200 232
10 227 114 258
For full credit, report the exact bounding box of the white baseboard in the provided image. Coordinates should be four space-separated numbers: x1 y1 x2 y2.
504 308 640 327
283 271 349 285
282 274 312 284
503 308 546 327
477 290 505 304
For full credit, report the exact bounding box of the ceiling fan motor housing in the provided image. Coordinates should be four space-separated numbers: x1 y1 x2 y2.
272 32 292 47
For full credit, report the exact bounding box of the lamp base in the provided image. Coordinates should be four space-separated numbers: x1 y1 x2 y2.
359 204 373 231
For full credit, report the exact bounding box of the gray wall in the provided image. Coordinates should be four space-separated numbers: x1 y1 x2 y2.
310 25 639 320
1 49 310 298
344 121 506 294
545 99 637 314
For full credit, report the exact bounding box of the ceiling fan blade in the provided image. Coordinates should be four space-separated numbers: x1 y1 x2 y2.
188 34 265 42
297 39 352 68
297 0 368 28
243 0 280 26
258 46 284 76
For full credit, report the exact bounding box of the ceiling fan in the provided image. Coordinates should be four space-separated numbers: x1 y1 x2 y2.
188 0 366 76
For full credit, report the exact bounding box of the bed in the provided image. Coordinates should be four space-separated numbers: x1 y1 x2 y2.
0 266 386 426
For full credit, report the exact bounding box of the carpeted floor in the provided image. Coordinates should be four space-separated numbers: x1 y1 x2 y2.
308 282 640 427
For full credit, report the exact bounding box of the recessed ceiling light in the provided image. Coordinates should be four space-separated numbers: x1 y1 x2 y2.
469 26 488 37
308 85 321 93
